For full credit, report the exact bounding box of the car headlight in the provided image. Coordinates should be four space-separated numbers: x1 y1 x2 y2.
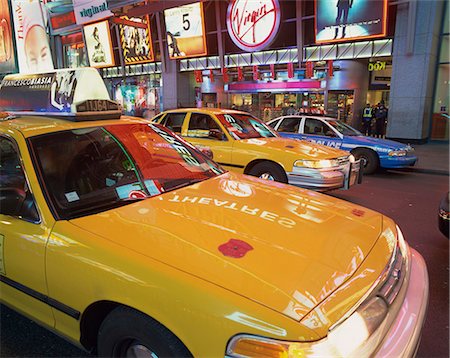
388 150 407 156
294 159 338 169
226 297 388 358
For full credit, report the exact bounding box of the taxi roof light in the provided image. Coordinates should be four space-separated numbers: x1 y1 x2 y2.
0 68 122 121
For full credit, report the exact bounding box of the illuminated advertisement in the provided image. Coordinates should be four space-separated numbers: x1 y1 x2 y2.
315 0 387 43
11 0 54 73
0 0 16 73
226 0 281 52
83 20 114 68
119 16 154 65
72 0 113 26
164 2 207 59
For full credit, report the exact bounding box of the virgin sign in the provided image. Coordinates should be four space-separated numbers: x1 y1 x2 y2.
227 0 281 52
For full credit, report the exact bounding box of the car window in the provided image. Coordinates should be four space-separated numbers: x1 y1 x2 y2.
161 113 186 134
186 113 224 140
0 137 39 222
29 123 225 220
328 120 361 136
267 118 281 129
216 113 277 140
304 118 336 137
278 118 301 133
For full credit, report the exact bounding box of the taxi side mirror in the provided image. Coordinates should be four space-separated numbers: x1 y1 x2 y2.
209 129 224 140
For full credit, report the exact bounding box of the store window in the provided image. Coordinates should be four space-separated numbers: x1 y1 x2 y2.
431 3 449 140
61 33 87 68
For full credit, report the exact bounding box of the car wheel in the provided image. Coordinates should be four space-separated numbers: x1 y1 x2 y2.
247 162 287 183
97 306 192 358
352 148 379 175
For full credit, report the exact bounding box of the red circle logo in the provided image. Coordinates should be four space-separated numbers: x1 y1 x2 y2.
226 0 281 52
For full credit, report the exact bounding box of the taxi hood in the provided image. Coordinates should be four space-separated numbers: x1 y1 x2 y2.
70 173 383 321
238 137 349 160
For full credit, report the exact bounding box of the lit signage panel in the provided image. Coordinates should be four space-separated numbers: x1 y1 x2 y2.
119 16 154 65
226 0 281 52
11 0 55 73
315 0 387 44
0 0 16 73
83 20 114 68
72 0 113 26
164 2 207 59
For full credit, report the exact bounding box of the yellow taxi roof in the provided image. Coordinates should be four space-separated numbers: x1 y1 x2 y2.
163 108 247 116
0 115 146 138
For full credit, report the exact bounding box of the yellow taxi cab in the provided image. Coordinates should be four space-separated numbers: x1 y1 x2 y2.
152 108 362 191
0 69 428 358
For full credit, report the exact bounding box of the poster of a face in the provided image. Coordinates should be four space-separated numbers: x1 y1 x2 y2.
315 0 387 43
11 0 54 74
119 16 154 65
164 2 207 59
83 20 114 68
0 0 16 73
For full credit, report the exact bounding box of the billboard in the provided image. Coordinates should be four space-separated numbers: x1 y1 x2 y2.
119 16 154 65
226 0 281 52
164 2 207 59
11 0 54 73
315 0 387 44
72 0 113 26
0 0 16 73
83 20 114 68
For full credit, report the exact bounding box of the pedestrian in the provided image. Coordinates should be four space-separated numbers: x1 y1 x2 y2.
361 103 373 136
287 105 296 115
374 102 388 138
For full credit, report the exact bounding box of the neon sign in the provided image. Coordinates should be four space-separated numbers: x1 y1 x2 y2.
226 0 281 52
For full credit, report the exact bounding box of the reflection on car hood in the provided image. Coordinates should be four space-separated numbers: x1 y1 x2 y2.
239 137 349 159
71 172 383 322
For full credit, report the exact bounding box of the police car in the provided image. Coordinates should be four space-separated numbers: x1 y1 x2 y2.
0 69 428 358
267 115 417 174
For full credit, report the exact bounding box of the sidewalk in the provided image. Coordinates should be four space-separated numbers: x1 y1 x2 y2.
404 142 449 175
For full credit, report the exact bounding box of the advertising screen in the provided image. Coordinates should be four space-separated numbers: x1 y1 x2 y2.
119 16 154 65
0 0 16 73
11 0 54 73
315 0 387 44
83 20 114 68
164 2 207 59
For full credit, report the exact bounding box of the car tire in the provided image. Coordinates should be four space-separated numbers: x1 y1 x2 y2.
352 148 379 175
247 162 288 183
97 306 192 358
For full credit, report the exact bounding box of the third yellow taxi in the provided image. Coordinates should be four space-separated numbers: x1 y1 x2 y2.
152 108 362 191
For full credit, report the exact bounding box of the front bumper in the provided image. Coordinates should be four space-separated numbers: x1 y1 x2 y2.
375 248 429 357
286 160 362 191
380 154 417 169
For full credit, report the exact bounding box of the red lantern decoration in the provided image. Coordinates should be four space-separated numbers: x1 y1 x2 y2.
305 62 314 79
252 65 259 81
194 70 203 83
209 69 214 82
222 67 229 83
237 67 244 81
270 64 275 79
287 62 294 78
328 60 334 78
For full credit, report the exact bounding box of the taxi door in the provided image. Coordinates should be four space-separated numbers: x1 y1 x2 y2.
181 112 234 169
301 117 343 149
0 135 55 327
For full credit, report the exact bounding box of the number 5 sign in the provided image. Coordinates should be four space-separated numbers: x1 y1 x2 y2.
163 2 207 59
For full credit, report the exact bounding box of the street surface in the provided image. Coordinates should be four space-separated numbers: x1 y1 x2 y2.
1 170 448 357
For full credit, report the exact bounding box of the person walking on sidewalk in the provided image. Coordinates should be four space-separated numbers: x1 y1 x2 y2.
374 102 388 138
361 103 373 136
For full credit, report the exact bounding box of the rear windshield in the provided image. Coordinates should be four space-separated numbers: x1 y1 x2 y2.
29 123 224 219
216 114 278 140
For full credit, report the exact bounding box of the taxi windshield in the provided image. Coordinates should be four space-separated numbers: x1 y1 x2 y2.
328 120 361 136
216 114 278 140
29 123 224 219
